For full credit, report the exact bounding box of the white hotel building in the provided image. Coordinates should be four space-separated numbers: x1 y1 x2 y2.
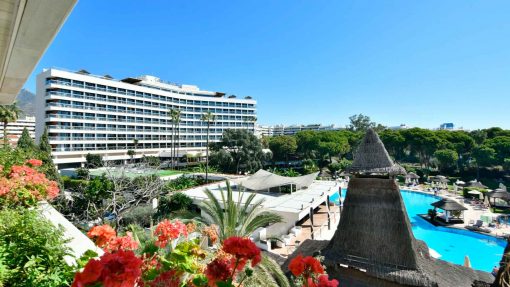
35 68 256 169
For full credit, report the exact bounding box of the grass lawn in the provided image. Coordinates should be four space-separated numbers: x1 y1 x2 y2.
157 170 182 177
90 168 182 178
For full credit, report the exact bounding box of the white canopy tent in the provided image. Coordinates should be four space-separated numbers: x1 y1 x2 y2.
235 169 319 192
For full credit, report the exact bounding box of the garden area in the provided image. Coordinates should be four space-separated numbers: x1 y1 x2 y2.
0 130 339 286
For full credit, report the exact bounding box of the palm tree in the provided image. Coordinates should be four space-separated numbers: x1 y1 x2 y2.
0 102 22 148
127 149 135 163
169 109 181 169
201 181 283 241
201 111 216 183
244 116 257 133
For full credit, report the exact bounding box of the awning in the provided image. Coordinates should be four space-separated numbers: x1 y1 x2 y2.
236 169 319 191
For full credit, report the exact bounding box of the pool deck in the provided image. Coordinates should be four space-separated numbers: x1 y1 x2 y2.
403 186 510 239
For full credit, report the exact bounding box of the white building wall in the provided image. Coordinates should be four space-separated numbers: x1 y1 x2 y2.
36 68 257 168
1 116 36 146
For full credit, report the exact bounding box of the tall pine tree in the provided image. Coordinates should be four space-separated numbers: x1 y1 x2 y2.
16 127 36 151
38 126 61 185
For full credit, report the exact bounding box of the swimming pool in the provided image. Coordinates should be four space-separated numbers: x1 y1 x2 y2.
329 189 506 272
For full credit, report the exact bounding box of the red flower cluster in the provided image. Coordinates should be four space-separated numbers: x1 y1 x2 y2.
289 255 339 287
289 255 324 277
107 232 139 252
204 258 233 287
222 236 261 269
307 275 339 287
0 161 60 206
87 225 117 247
148 270 182 287
202 225 219 245
26 159 43 167
87 225 138 252
153 219 188 248
72 250 143 287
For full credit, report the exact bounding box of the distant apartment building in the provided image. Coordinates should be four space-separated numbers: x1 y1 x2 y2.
439 123 455 130
388 124 410 130
256 123 341 137
0 116 36 146
36 68 256 169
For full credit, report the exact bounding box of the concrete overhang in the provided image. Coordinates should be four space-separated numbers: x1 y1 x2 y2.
0 0 76 104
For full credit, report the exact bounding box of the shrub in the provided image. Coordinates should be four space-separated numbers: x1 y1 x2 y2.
75 167 90 179
0 160 60 207
155 192 193 219
0 208 75 286
122 205 155 227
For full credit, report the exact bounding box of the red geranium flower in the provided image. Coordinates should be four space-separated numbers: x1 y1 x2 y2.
107 232 139 252
307 275 339 287
148 270 182 287
205 257 233 287
289 255 324 277
153 219 187 248
26 159 43 167
72 250 142 287
72 259 103 287
222 236 261 268
87 225 117 248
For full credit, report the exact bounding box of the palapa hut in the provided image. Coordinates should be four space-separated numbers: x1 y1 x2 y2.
405 172 420 185
430 175 449 189
468 180 488 189
431 198 468 224
283 129 493 287
487 188 510 208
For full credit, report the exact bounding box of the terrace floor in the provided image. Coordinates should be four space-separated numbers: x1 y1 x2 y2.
270 204 341 258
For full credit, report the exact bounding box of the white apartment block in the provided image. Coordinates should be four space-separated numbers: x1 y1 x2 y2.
1 116 36 146
36 68 256 169
256 123 341 137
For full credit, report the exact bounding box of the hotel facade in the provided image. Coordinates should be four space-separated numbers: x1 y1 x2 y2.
1 116 36 146
35 68 256 169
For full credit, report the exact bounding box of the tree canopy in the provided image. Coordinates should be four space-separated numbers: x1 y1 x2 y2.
210 129 269 174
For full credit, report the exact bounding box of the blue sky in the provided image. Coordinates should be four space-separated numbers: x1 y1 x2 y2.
25 1 510 129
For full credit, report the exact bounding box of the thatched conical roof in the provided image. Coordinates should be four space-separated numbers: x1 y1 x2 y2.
431 198 467 211
348 129 406 176
406 172 420 179
316 177 493 286
487 189 510 201
468 180 488 189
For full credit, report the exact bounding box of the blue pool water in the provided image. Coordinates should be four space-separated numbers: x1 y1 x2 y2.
329 189 506 272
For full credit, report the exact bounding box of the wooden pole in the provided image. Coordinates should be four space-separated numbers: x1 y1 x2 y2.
310 207 314 239
327 195 331 230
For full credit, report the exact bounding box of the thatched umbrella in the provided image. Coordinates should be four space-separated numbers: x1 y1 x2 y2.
468 180 488 189
431 198 467 223
405 172 420 184
406 172 420 179
487 189 510 207
347 129 406 176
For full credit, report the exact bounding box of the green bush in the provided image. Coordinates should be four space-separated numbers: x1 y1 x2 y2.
62 176 88 191
155 192 193 219
0 208 75 286
122 205 155 228
164 175 207 192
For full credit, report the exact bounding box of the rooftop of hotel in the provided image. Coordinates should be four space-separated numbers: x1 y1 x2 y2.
45 67 254 100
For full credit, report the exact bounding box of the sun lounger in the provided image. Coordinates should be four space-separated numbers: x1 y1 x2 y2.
465 225 492 233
